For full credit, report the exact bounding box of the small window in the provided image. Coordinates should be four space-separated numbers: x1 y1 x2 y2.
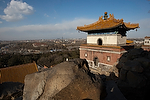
107 56 111 62
84 53 88 57
145 41 149 43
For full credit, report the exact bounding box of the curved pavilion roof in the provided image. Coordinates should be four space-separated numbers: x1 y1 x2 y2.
76 13 139 33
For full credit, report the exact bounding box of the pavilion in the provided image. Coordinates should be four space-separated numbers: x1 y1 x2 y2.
77 12 139 69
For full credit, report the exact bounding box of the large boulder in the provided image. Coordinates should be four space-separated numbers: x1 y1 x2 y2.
123 60 143 73
134 57 150 70
123 48 143 60
23 59 106 100
117 48 150 88
116 48 150 100
119 69 128 81
126 71 147 88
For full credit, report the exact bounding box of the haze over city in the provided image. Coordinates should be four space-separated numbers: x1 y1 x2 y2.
0 0 150 40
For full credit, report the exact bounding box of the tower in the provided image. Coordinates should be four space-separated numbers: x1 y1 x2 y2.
77 12 139 69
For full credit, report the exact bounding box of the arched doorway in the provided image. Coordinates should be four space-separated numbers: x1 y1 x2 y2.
97 38 102 45
93 57 99 66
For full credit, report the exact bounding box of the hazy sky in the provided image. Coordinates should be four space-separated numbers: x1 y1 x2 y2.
0 0 150 40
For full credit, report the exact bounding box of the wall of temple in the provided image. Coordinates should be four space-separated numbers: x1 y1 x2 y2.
79 45 126 69
87 34 126 46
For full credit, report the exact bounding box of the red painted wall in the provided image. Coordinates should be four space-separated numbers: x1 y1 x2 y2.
80 46 125 66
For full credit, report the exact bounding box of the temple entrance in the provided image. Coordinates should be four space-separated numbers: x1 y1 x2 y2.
97 38 102 45
93 57 99 66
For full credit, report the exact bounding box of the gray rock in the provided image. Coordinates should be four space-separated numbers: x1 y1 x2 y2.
23 59 106 100
116 48 150 89
105 80 127 100
134 57 150 69
141 50 149 58
127 71 147 88
123 60 143 72
115 48 150 100
119 69 128 81
119 56 128 63
148 53 150 59
23 62 76 100
15 96 23 100
125 48 143 60
52 68 105 100
0 82 23 100
144 72 150 80
116 62 124 69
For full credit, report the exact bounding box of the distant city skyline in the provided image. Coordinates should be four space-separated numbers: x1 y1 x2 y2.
0 0 150 40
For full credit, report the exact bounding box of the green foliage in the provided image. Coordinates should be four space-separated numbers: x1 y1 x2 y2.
0 54 11 68
0 50 79 68
7 54 23 66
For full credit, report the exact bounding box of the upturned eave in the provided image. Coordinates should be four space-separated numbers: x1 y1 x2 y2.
77 13 139 33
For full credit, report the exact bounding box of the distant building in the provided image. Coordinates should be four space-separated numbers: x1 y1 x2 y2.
32 43 48 47
144 36 150 45
134 40 144 44
126 40 134 44
142 36 150 51
77 12 139 69
0 62 38 83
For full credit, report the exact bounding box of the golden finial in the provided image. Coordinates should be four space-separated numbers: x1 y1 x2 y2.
104 12 108 20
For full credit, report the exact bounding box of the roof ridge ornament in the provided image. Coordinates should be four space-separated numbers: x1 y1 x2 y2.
99 16 103 21
104 12 108 20
108 14 114 20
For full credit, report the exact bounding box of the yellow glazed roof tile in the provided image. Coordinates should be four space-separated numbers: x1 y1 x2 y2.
0 62 38 83
126 40 134 44
77 13 139 32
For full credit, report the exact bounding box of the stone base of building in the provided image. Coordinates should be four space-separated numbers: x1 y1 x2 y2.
88 61 114 76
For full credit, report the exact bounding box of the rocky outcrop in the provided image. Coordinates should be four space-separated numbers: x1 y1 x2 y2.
0 82 24 100
23 59 106 100
104 80 127 100
116 48 150 88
